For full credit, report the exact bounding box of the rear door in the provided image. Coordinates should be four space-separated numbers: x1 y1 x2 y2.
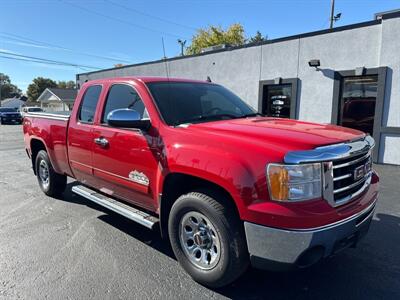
68 85 102 184
91 83 158 211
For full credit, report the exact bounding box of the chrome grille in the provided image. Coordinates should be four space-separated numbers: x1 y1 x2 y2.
332 151 372 204
4 113 19 118
284 135 375 207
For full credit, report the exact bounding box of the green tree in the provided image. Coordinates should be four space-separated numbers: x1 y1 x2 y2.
27 77 57 101
0 73 21 100
186 23 246 55
248 31 267 44
57 80 76 89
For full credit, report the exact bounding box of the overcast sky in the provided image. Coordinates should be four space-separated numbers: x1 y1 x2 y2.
1 0 399 93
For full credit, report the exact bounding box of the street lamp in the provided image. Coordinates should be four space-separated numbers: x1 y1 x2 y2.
178 39 187 56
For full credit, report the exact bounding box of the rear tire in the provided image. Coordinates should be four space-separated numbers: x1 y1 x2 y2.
35 150 67 197
168 190 249 288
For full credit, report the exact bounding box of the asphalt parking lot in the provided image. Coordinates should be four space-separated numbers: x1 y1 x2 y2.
0 124 399 300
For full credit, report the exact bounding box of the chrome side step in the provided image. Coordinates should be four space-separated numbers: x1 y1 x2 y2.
72 185 159 229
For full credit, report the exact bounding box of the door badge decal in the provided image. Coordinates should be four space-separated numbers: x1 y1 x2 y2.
128 170 149 186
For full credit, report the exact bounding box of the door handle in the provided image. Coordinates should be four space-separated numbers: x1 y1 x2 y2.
94 137 109 147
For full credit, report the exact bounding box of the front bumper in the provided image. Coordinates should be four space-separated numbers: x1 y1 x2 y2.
1 117 22 124
244 198 376 271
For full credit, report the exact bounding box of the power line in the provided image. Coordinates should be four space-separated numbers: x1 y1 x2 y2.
0 50 100 69
104 0 197 31
0 32 132 63
0 50 101 70
0 54 84 70
61 0 189 39
0 54 95 72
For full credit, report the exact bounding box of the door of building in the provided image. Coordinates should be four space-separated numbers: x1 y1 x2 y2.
338 75 378 135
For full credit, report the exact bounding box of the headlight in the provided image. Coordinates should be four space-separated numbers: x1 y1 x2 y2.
267 163 322 201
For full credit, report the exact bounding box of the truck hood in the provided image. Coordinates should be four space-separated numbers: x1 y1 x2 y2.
185 117 365 152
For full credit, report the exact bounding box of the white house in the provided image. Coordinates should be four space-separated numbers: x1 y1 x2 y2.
37 88 77 112
0 97 26 109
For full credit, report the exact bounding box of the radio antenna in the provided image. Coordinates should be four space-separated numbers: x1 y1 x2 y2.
161 37 170 79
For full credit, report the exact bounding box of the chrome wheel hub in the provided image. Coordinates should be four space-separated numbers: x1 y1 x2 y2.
179 211 221 270
39 160 50 189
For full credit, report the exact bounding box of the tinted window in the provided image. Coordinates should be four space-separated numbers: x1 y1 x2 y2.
28 107 43 112
102 84 146 123
146 82 255 125
339 75 377 135
263 83 292 118
0 108 16 112
79 85 102 123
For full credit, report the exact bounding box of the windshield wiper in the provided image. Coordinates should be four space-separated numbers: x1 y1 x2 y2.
177 113 239 125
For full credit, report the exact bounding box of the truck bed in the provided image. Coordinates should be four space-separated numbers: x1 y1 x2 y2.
24 111 71 120
23 111 72 176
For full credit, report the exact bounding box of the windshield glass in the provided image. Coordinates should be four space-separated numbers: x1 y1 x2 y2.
0 108 16 112
146 82 256 125
28 107 43 112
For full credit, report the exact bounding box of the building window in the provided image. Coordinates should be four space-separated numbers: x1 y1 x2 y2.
258 78 298 119
338 75 378 136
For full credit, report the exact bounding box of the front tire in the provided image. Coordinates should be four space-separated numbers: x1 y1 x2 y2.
35 150 67 197
168 190 249 288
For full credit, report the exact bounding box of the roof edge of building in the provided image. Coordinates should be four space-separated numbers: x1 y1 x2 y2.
77 18 385 77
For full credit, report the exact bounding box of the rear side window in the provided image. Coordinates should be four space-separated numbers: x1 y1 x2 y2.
102 84 147 123
79 85 102 123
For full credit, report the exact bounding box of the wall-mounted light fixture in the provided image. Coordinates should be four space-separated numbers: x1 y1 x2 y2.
308 59 321 70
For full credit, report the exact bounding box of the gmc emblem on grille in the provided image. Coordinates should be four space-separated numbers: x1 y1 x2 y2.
353 159 372 181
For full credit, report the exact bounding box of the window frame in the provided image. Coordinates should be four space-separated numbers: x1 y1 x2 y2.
331 67 388 163
99 83 149 127
258 78 299 119
77 84 103 125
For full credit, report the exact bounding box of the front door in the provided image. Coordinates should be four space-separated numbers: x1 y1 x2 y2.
91 83 158 211
338 75 378 135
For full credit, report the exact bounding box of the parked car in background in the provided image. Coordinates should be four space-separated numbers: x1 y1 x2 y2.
0 107 22 124
23 77 379 288
20 106 44 117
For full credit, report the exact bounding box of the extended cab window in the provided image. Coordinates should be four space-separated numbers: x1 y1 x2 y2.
102 84 147 123
79 85 102 123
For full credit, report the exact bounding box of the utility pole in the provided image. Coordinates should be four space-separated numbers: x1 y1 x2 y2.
177 39 186 56
329 0 341 29
329 0 335 29
0 74 3 104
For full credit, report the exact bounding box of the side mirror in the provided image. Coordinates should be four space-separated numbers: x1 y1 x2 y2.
107 108 151 130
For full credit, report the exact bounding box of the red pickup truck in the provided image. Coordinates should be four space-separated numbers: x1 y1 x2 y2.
23 77 379 287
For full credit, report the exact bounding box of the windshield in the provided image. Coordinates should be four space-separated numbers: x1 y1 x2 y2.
28 107 43 112
146 82 257 125
0 108 16 112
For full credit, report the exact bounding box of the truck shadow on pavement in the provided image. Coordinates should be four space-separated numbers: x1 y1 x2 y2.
62 183 400 299
62 182 175 258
